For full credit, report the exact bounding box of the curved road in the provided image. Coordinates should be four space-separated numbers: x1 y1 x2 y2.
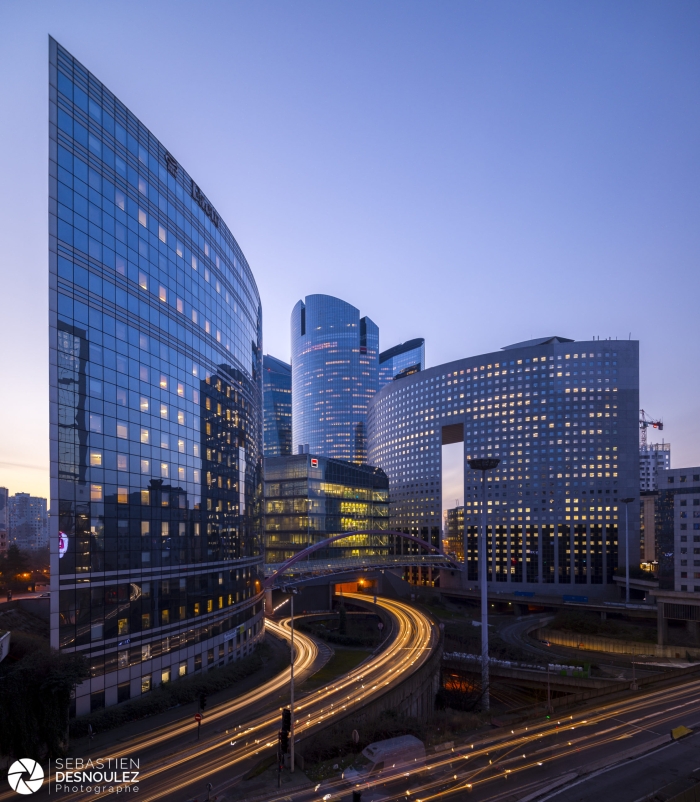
19 594 437 802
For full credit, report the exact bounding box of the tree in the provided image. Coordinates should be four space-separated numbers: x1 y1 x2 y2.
0 645 89 759
0 544 30 590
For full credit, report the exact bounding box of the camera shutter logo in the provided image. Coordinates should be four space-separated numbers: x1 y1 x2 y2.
7 759 44 795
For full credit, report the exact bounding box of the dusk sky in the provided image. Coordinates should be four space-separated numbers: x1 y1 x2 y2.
1 1 699 503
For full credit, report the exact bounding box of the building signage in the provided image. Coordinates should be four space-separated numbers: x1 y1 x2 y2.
59 531 68 558
164 151 178 176
191 181 220 228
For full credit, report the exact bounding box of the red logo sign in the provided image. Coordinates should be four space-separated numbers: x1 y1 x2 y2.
194 713 202 722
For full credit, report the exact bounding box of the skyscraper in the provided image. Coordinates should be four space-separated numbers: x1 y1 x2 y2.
379 338 425 388
368 336 639 595
291 294 378 464
263 355 292 457
49 39 264 714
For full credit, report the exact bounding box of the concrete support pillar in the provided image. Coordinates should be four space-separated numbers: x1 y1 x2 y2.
657 602 667 646
570 524 575 585
586 525 592 585
602 524 608 585
264 588 273 615
554 526 559 585
538 525 543 585
600 611 607 620
506 525 511 584
687 620 699 643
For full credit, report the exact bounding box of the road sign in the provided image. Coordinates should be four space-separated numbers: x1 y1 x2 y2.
194 713 202 722
377 622 384 630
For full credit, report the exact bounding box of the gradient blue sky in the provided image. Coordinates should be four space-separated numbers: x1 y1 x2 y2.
1 1 698 502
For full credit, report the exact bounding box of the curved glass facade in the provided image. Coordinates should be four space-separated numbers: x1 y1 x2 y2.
48 39 264 714
291 294 378 464
379 338 425 388
368 337 639 595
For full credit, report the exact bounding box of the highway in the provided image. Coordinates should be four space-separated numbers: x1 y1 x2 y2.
18 594 437 802
279 677 700 802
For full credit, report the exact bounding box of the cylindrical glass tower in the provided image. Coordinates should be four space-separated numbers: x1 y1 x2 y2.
291 294 378 464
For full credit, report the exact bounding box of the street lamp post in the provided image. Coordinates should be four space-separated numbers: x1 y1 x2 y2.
620 497 635 605
282 586 298 772
467 457 500 712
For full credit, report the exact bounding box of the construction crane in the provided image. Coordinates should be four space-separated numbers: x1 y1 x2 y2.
639 409 663 447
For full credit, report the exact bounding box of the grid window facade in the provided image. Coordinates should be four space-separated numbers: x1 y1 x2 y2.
264 454 389 564
263 355 292 457
49 39 264 715
368 337 639 594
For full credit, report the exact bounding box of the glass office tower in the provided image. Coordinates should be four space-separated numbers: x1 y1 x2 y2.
291 295 378 464
48 39 264 714
264 454 389 564
263 355 292 457
379 338 425 387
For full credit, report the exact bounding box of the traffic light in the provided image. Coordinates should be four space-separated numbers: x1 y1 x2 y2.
352 791 362 802
279 729 289 753
281 708 291 733
199 692 207 712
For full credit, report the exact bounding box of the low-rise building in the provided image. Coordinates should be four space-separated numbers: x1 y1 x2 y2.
656 467 700 592
264 453 389 565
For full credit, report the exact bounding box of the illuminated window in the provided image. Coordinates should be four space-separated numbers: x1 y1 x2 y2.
177 382 185 397
140 397 149 412
160 404 168 419
178 410 185 425
118 487 128 503
141 490 150 505
158 225 166 243
90 484 103 501
140 429 149 444
160 375 168 390
90 451 102 466
117 423 128 439
117 454 128 471
118 618 128 635
138 209 147 227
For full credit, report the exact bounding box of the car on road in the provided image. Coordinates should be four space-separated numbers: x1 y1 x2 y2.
342 734 426 787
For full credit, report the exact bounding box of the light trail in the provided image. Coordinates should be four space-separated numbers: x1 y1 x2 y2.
0 619 319 802
31 594 437 802
273 678 700 802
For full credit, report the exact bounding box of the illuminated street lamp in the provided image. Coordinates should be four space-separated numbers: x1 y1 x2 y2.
620 497 636 605
467 457 501 712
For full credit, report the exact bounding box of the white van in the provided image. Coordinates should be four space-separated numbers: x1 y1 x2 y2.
342 735 426 784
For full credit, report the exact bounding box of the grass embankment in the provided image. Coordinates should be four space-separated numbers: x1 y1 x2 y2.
302 648 371 691
297 611 383 648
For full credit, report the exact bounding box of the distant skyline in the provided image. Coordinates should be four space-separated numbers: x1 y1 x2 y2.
1 1 699 499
